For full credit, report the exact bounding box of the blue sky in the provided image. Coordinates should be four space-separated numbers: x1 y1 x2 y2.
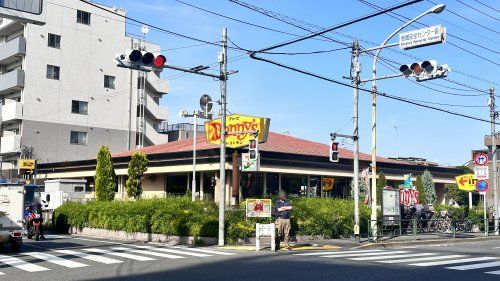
97 0 499 166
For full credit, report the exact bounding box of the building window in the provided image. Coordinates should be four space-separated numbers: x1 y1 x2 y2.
70 131 87 145
104 75 115 89
77 10 91 25
71 100 88 115
48 33 61 48
46 65 60 80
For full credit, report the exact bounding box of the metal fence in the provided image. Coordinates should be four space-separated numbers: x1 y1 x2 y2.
368 218 490 241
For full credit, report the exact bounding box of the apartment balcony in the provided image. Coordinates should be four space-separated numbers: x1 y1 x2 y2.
1 101 22 123
0 69 24 95
146 75 169 95
0 37 25 66
0 134 21 154
0 20 23 36
143 120 168 145
145 94 168 121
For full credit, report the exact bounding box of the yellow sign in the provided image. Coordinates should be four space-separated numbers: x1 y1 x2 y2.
19 159 35 170
322 177 334 191
455 173 477 191
204 114 271 148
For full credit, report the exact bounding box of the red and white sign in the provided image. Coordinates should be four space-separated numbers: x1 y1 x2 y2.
400 189 419 206
474 153 489 166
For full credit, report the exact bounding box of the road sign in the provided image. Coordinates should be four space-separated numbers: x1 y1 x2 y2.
474 166 489 180
199 94 213 113
474 153 489 166
476 179 489 192
241 153 259 172
399 25 446 50
455 174 477 191
245 199 271 218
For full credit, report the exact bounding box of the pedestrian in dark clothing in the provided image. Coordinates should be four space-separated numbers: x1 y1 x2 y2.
275 190 292 250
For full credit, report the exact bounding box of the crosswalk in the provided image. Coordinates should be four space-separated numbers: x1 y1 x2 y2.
294 249 500 276
0 244 234 277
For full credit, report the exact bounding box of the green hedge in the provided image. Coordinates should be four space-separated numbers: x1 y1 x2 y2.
54 197 371 243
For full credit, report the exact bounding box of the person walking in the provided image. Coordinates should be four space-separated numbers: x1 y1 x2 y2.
275 190 293 251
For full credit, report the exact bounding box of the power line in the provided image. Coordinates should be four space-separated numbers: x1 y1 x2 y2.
456 0 500 22
250 53 496 124
472 0 500 14
427 0 500 35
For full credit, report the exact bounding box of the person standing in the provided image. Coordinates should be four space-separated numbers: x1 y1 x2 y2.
275 190 293 250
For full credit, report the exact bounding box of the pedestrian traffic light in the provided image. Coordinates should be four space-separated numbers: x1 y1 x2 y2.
249 138 258 161
329 141 339 163
399 60 450 82
115 49 166 72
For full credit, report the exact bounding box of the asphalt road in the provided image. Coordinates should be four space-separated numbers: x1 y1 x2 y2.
2 235 500 280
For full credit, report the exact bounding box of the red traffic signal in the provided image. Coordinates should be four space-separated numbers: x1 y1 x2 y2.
331 142 339 152
329 141 339 163
153 55 166 68
116 49 166 72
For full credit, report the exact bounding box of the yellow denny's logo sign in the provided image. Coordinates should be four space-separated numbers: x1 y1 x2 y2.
19 159 35 170
205 114 271 148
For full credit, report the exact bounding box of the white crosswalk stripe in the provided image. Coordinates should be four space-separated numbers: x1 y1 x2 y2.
447 261 500 270
55 249 123 264
295 250 384 256
22 252 89 268
0 254 50 272
171 246 235 256
378 255 467 264
112 247 185 259
322 251 408 259
348 252 416 261
83 248 156 261
410 257 497 267
134 245 212 257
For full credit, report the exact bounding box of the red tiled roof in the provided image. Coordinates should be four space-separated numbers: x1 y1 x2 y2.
113 132 403 164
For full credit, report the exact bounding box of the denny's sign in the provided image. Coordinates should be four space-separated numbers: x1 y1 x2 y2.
205 114 270 148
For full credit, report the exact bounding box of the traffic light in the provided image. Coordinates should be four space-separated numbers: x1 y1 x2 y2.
399 60 450 82
330 141 339 163
249 138 258 161
115 49 166 72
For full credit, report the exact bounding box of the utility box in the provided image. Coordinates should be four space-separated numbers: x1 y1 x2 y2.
42 179 87 210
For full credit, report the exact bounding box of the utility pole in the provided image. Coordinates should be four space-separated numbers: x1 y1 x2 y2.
351 40 361 243
490 86 498 235
218 27 228 246
192 113 198 202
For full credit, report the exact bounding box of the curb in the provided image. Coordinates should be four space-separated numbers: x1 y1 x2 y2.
354 235 500 249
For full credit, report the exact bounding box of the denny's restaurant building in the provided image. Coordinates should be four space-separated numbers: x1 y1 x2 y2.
37 132 462 204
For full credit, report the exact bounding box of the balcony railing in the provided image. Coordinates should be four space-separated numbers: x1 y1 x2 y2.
0 37 25 66
0 134 21 154
1 101 22 123
0 69 24 95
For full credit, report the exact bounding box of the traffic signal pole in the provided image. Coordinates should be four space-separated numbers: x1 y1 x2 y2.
490 86 498 235
351 40 361 243
218 27 228 246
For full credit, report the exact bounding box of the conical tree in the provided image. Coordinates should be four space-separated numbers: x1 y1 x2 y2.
415 175 427 205
350 175 368 202
422 170 436 204
126 152 149 199
94 146 116 201
376 171 387 204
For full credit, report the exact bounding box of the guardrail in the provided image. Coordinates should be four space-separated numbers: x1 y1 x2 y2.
368 218 490 241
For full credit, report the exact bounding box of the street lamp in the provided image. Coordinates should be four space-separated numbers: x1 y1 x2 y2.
368 4 446 240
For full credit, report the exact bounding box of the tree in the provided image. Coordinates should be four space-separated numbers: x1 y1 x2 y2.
376 171 387 204
94 146 116 201
126 152 149 199
415 176 427 205
350 175 368 202
421 170 436 204
445 183 469 206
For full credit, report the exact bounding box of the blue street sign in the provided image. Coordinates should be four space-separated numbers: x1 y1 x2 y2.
476 180 489 193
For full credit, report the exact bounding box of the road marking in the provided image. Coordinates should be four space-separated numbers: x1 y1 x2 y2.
83 248 156 261
45 235 69 239
485 270 500 275
379 255 466 264
22 252 89 268
70 237 127 245
134 245 212 257
55 249 123 264
322 251 403 258
410 257 497 267
295 250 385 256
447 261 500 270
0 254 50 272
171 246 235 256
112 247 185 259
349 252 415 261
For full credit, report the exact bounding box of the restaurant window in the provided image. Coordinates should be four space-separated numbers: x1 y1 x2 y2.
167 174 188 196
280 175 305 197
266 173 280 195
241 173 264 198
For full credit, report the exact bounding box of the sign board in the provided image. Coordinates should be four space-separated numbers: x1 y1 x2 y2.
322 177 334 191
474 153 489 166
204 114 271 148
256 223 276 251
474 166 489 180
382 188 400 216
245 199 272 218
399 25 446 50
476 180 489 193
403 174 412 189
0 0 46 25
19 159 35 170
241 153 260 172
456 174 477 191
400 188 419 206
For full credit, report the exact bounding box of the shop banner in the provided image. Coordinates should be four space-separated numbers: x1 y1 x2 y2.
322 177 334 191
205 114 270 148
246 199 272 218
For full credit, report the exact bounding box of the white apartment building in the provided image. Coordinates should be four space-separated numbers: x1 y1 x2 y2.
0 0 169 172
